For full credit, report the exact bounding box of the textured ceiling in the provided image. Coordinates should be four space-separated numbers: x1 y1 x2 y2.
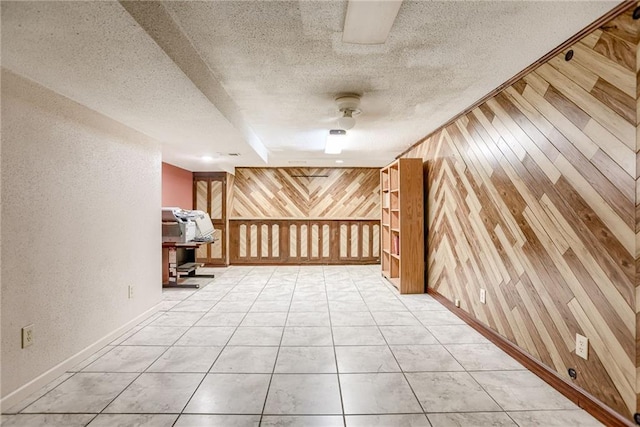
1 1 617 171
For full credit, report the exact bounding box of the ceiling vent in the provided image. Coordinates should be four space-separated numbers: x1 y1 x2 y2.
227 153 241 157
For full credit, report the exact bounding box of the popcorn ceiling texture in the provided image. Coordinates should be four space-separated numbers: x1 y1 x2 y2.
1 1 614 170
1 70 162 398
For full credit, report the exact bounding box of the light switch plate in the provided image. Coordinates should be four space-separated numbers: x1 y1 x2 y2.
480 289 486 304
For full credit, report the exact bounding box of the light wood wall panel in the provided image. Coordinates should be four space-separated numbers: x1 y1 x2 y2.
231 168 380 219
404 7 638 421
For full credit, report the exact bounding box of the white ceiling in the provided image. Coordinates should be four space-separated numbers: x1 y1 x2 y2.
1 1 616 172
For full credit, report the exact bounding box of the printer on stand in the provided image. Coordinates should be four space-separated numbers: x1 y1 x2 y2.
162 207 197 243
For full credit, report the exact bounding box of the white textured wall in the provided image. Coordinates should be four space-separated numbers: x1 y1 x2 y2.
1 70 162 397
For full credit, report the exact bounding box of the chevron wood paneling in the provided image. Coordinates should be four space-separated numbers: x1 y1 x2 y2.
231 168 380 219
405 7 638 421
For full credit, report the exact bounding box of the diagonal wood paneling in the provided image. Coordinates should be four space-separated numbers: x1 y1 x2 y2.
405 7 638 421
231 167 380 219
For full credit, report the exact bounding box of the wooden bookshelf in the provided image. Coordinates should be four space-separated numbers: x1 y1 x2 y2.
380 158 424 294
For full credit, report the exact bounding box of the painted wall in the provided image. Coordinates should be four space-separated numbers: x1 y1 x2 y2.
404 9 637 420
231 167 380 219
162 162 192 209
1 70 162 399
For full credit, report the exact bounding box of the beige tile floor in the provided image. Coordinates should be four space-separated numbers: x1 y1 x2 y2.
1 265 602 426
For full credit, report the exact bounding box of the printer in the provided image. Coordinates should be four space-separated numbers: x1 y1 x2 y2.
162 207 197 243
162 208 216 243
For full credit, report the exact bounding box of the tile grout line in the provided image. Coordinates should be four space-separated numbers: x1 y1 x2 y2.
351 271 429 421
258 267 298 426
178 266 278 422
324 267 348 427
91 274 226 422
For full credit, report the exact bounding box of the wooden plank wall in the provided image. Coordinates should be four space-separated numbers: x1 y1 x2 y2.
230 168 380 219
404 8 638 421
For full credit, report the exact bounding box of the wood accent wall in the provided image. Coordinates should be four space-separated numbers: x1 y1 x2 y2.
404 7 638 421
230 168 380 219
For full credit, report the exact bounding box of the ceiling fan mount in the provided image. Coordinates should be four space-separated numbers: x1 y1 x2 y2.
335 94 361 130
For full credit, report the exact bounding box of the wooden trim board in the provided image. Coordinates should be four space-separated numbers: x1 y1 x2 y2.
427 289 636 427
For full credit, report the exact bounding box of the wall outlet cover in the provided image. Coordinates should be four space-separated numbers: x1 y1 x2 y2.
22 324 34 348
576 334 588 360
480 289 486 304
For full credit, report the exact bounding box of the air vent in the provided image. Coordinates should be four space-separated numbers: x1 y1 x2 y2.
227 153 241 157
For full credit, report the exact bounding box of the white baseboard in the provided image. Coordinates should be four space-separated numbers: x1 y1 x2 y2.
0 303 160 412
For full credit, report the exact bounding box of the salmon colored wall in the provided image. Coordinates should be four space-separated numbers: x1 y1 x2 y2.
162 162 192 209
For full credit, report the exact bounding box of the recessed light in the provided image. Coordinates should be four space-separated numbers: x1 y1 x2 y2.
201 156 214 162
335 160 344 164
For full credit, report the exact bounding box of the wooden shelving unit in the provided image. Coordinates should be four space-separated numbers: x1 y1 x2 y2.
380 158 424 294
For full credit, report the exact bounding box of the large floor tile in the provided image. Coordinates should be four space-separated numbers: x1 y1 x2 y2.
150 311 206 327
445 343 523 370
379 326 438 345
472 370 578 411
332 326 386 345
4 372 75 413
289 300 329 312
104 373 203 413
174 414 261 426
250 300 291 312
275 346 337 373
227 326 284 346
371 311 421 326
390 344 464 372
147 346 222 373
413 310 465 326
281 327 333 346
364 300 408 312
264 374 342 415
23 373 137 413
211 346 279 373
261 415 344 426
330 311 376 326
406 372 501 413
427 325 489 344
326 291 363 302
87 414 178 427
346 414 430 427
175 326 236 346
241 312 288 326
195 311 245 327
0 414 96 427
286 311 330 327
335 346 400 373
507 410 603 426
340 373 422 414
329 300 368 312
122 326 189 346
184 373 271 414
82 346 166 372
171 300 217 312
69 347 119 371
427 412 516 427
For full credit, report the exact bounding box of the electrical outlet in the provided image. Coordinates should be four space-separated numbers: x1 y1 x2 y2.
454 298 460 308
128 285 134 299
576 334 588 360
22 325 34 348
480 289 486 304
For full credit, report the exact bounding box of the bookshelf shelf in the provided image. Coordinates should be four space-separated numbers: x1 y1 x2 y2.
380 158 424 294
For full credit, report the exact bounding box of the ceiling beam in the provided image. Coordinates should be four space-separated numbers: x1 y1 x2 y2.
119 0 269 165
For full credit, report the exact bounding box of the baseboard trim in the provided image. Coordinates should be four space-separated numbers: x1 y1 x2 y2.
0 303 160 412
427 289 635 427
